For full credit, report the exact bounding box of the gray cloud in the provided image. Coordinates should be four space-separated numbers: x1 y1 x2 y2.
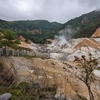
77 0 100 7
0 0 99 23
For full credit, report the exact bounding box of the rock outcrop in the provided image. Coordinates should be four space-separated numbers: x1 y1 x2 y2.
91 27 100 38
28 29 42 34
19 35 26 42
74 38 100 50
81 16 89 24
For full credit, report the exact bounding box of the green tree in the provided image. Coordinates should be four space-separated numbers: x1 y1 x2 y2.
4 30 14 40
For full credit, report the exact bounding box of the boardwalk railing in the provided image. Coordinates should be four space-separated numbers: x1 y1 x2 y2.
0 48 36 56
0 48 50 58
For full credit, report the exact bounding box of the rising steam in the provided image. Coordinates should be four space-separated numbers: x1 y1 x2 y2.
47 26 80 60
47 25 79 54
55 25 79 47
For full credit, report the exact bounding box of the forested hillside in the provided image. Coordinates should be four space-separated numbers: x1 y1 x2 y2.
0 10 100 44
61 10 100 38
0 20 62 43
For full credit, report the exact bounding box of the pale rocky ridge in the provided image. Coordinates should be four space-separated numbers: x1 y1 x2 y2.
91 27 100 38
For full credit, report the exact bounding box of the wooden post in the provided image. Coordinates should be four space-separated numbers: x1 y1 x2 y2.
2 46 6 56
6 49 9 56
0 48 2 56
17 50 19 56
12 50 14 56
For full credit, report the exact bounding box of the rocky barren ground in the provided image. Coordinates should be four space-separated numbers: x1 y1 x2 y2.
1 28 100 100
1 36 100 99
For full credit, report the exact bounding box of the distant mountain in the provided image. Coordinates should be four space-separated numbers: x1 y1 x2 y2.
61 10 100 38
0 10 100 43
0 19 62 32
0 19 62 43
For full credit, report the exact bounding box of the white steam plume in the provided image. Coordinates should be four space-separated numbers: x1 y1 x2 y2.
55 25 79 47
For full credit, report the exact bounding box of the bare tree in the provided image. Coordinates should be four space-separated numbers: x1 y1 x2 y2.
74 53 98 100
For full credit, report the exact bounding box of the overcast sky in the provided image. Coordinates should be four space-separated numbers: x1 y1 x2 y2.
0 0 100 23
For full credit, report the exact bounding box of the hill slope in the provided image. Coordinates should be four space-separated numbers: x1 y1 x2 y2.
61 10 100 38
0 19 62 43
1 10 100 43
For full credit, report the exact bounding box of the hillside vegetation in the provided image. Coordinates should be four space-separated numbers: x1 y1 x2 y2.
0 10 100 43
0 20 62 43
61 10 100 38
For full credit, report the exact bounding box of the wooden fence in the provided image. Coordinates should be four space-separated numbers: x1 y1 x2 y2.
0 48 36 56
0 48 50 58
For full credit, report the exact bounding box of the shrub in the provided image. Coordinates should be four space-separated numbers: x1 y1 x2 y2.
0 62 3 72
14 39 20 44
18 82 29 89
10 89 22 96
